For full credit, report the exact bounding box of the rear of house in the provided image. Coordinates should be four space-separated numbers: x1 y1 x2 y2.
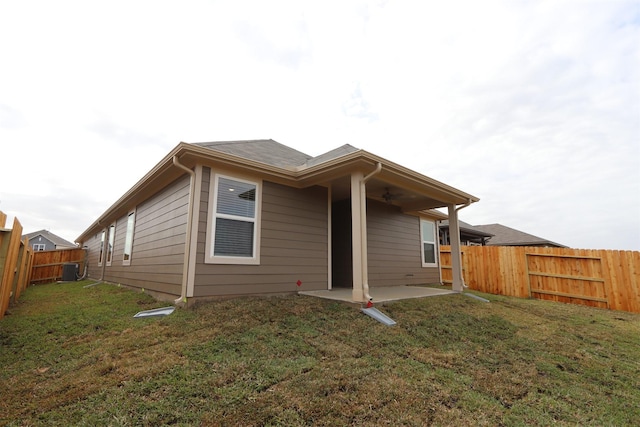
77 140 477 304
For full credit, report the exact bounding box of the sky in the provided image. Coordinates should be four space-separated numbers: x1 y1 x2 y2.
1 0 639 251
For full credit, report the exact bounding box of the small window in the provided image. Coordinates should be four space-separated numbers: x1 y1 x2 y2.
420 219 438 267
206 174 261 264
98 231 106 266
33 243 46 251
106 223 115 266
123 210 136 265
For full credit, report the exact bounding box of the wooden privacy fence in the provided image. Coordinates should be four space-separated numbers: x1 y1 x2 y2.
0 211 34 320
440 245 640 313
30 248 87 285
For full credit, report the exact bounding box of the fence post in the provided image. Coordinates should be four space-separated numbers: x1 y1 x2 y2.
13 237 32 302
0 216 24 319
525 253 532 298
443 244 638 313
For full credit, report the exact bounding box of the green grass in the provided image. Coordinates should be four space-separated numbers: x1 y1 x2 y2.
1 280 639 426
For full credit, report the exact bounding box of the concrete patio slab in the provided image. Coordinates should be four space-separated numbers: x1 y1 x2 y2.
299 285 457 304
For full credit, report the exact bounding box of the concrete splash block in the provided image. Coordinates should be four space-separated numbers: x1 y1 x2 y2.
361 307 396 326
133 306 175 318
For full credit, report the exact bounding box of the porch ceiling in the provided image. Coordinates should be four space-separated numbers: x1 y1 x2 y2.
330 176 454 212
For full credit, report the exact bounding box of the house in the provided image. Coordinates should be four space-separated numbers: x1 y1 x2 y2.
75 140 479 305
473 223 567 248
22 229 76 251
438 220 493 246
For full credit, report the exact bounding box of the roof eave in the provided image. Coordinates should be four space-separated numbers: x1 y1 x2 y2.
76 142 192 242
76 142 306 242
76 143 480 242
296 149 479 206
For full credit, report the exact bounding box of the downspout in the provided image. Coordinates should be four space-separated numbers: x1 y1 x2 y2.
360 162 382 304
456 199 472 289
172 155 196 305
456 199 472 213
450 198 473 290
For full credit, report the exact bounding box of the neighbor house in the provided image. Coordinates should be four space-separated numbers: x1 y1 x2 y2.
75 140 478 305
473 223 567 248
438 220 493 246
23 229 76 251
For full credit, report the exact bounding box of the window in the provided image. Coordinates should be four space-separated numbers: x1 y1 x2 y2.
33 243 46 251
123 211 135 265
106 223 115 266
420 219 438 267
207 174 260 264
98 231 105 266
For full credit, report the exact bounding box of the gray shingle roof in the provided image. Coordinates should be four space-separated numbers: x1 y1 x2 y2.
194 140 362 170
304 144 360 167
438 220 494 237
22 230 76 247
474 223 567 247
194 139 312 169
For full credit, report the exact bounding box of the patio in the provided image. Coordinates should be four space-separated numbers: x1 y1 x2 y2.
299 285 457 304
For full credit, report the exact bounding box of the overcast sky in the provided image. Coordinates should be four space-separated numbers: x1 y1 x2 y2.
1 0 638 250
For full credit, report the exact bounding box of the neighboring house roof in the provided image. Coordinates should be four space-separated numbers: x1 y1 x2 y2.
77 140 480 242
473 223 567 248
22 229 76 248
438 220 494 239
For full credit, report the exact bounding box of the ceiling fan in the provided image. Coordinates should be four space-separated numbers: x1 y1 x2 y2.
381 187 402 203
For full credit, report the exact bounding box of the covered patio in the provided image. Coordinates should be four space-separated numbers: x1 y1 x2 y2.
316 153 479 305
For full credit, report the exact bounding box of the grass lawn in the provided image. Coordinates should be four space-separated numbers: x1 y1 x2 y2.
1 280 639 426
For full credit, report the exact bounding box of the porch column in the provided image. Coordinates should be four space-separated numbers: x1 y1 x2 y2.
351 171 366 303
447 204 465 292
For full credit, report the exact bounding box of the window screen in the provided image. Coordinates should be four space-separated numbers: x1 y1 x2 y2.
421 220 438 266
123 211 135 263
211 176 258 260
106 224 115 265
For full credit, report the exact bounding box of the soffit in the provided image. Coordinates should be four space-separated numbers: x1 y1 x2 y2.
182 143 478 207
77 142 479 241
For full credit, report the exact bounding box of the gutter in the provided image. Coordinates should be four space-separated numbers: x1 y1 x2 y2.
76 143 479 243
359 162 382 304
456 198 473 213
172 155 196 305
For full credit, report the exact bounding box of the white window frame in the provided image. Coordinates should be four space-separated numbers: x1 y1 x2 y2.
205 173 261 265
420 219 439 268
122 209 136 266
106 223 116 267
98 231 105 267
33 243 46 251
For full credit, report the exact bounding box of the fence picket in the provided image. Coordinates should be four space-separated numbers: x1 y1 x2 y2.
0 216 28 319
440 245 640 313
29 248 86 284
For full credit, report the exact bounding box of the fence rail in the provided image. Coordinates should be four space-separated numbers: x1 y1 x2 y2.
440 245 640 313
0 211 34 320
30 248 87 285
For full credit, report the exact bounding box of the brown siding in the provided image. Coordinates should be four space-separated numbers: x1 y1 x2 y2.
194 168 328 296
99 176 190 295
366 200 440 286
